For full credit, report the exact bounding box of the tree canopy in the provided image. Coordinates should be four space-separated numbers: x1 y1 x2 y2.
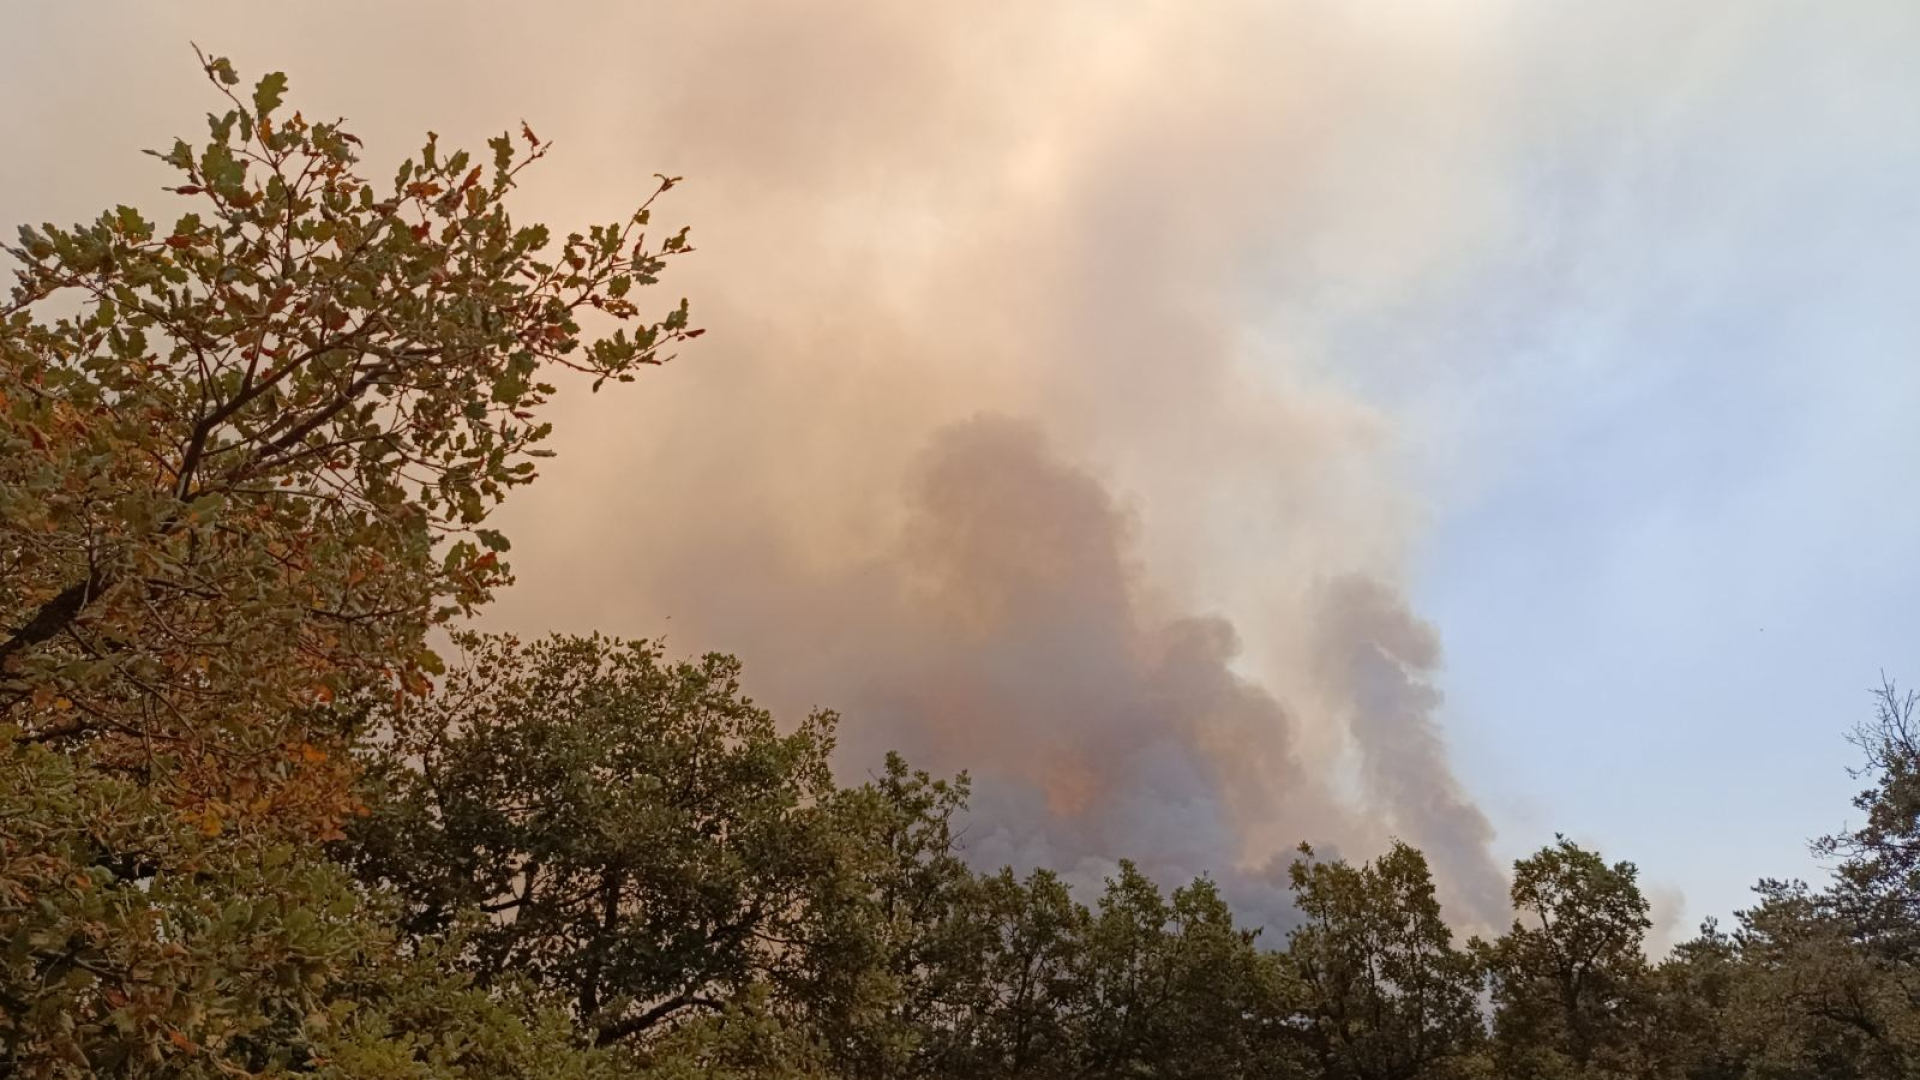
1 49 695 841
0 55 693 1076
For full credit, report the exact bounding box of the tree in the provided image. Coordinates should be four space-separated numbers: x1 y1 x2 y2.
1283 841 1485 1080
0 733 616 1078
1479 838 1652 1078
924 868 1088 1079
1643 919 1748 1080
1067 863 1293 1080
344 632 840 1050
0 56 694 1077
1721 878 1917 1078
1619 681 1920 1080
1708 679 1920 1078
791 752 982 1079
1149 875 1298 1080
0 52 695 836
1818 680 1920 960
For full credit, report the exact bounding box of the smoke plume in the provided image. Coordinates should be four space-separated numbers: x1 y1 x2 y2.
3 0 1530 930
491 2 1513 929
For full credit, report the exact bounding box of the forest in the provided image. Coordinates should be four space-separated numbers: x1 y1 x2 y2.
2 59 1917 1079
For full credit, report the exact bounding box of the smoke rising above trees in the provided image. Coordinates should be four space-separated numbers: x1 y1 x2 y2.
5 32 1920 1080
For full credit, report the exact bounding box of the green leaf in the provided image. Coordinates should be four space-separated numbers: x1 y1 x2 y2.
188 493 226 522
253 72 289 118
113 206 149 239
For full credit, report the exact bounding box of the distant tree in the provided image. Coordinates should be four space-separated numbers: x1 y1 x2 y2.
1623 682 1920 1080
1478 838 1652 1078
1712 678 1920 1077
1732 880 1909 1077
1817 680 1920 959
345 632 839 1050
1283 841 1485 1080
1148 875 1298 1080
1067 863 1293 1080
929 868 1089 1079
794 752 983 1079
0 51 695 835
1643 919 1748 1080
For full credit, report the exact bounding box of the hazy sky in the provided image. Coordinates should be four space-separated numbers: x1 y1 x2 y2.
5 1 1918 939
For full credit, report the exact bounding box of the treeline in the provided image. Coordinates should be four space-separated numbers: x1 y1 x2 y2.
344 639 1920 1079
2 60 1917 1079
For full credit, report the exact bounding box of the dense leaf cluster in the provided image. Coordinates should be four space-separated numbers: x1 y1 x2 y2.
4 60 1918 1079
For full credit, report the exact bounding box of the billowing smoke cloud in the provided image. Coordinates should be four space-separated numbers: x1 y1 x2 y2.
829 415 1335 929
0 0 1537 931
501 2 1516 930
878 420 1516 928
739 414 1512 930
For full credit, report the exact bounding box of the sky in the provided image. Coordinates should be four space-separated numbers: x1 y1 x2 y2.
4 1 1918 942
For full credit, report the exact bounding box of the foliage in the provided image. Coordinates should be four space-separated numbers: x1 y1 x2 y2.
344 632 839 1049
1285 841 1485 1080
1073 866 1293 1080
0 731 611 1078
1642 920 1746 1080
0 51 695 836
1818 680 1920 961
796 752 982 1077
1478 837 1653 1078
1 56 687 1077
920 867 1090 1078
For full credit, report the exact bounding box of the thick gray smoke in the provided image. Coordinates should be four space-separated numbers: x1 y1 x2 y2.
624 408 1510 930
862 419 1509 929
840 416 1331 929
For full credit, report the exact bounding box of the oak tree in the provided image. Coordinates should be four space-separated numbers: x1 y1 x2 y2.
0 53 695 835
